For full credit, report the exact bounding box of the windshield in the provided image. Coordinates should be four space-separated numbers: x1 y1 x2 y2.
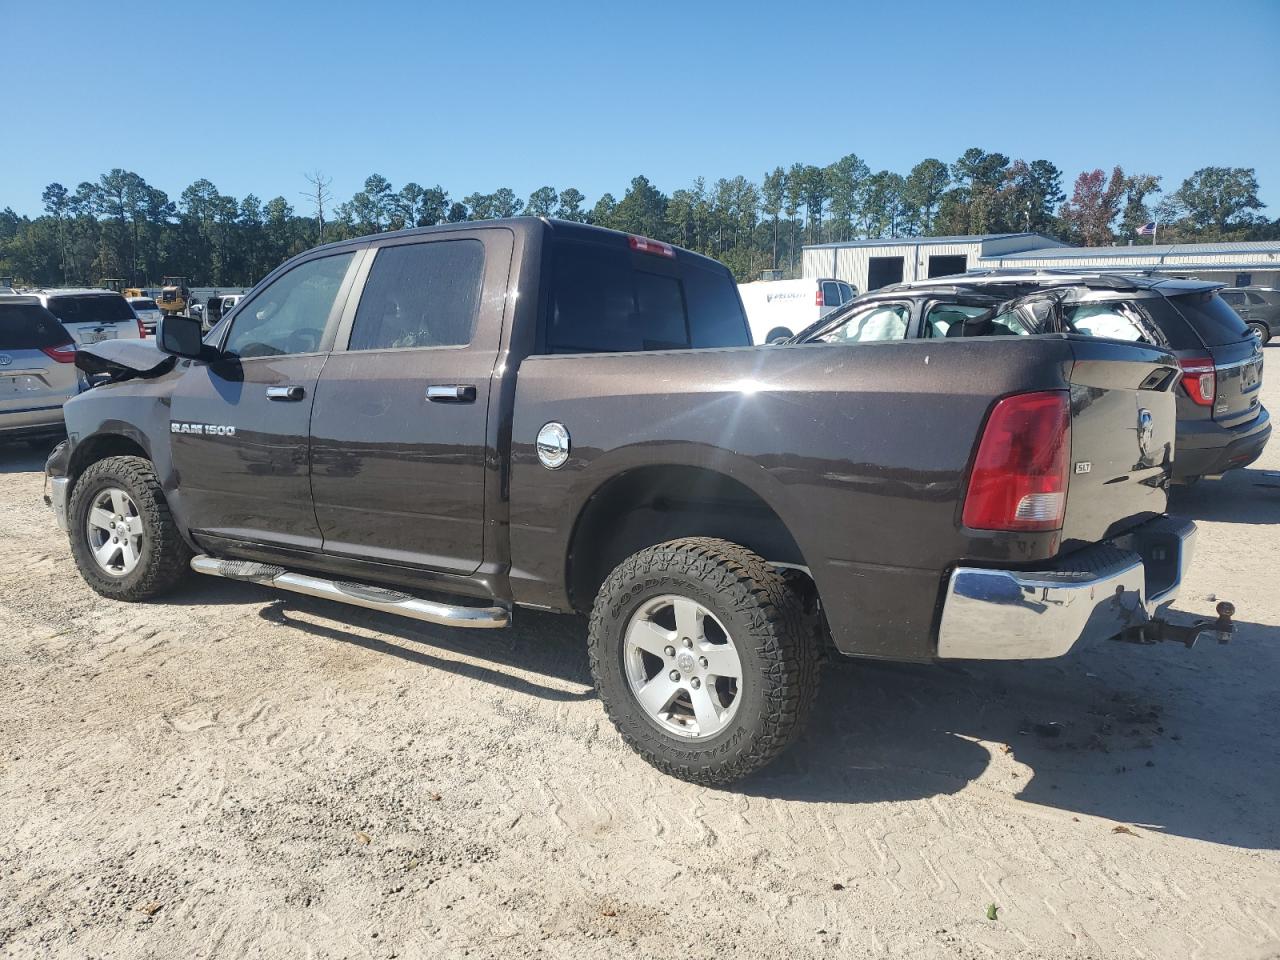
131 299 159 311
46 294 135 324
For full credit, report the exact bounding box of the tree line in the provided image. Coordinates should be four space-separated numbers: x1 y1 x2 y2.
1 149 1274 289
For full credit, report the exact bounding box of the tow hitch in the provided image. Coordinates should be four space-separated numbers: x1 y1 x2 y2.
1119 600 1236 649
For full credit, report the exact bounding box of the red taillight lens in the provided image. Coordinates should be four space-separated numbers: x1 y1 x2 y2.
815 288 825 307
1178 356 1216 406
963 390 1071 532
41 341 77 363
137 317 147 338
627 235 675 259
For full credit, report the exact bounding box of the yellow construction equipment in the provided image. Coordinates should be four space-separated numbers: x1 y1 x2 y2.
157 277 192 316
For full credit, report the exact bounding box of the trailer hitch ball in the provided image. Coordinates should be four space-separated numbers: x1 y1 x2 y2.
1213 601 1236 644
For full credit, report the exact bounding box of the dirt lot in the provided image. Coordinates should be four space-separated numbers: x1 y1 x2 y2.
3 378 1279 960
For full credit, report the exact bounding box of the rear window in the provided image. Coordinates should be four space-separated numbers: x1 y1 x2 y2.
0 303 73 349
1142 292 1250 349
131 299 159 311
545 241 749 354
46 294 135 325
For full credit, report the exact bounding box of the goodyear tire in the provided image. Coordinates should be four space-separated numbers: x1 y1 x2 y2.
68 455 192 601
588 538 820 785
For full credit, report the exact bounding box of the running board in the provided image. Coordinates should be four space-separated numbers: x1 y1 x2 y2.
190 555 510 629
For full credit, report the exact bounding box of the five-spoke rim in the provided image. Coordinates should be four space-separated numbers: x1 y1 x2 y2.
85 487 144 577
623 594 743 739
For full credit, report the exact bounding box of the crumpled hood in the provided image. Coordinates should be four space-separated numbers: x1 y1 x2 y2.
75 338 176 382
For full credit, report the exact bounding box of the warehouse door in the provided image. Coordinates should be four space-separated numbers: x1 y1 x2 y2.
867 256 904 290
928 254 967 278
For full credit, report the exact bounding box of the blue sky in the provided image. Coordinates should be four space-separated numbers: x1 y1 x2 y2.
4 0 1278 219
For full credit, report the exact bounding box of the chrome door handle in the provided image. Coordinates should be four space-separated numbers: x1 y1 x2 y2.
426 384 477 403
266 385 306 401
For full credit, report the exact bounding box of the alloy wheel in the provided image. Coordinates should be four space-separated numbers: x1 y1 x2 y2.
85 487 144 577
623 594 743 738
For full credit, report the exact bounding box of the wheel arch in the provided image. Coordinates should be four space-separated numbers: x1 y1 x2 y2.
564 463 810 614
66 429 152 495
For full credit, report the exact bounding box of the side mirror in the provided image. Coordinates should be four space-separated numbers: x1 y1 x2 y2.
158 314 215 361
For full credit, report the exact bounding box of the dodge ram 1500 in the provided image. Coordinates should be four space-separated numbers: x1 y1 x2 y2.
46 218 1211 784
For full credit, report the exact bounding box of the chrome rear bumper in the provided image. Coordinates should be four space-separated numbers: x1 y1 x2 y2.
937 517 1196 660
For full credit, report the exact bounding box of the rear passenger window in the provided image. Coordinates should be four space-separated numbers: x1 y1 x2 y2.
349 240 484 351
1065 303 1146 342
546 241 748 353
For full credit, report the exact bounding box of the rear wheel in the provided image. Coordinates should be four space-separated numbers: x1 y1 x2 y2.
588 538 820 785
1248 322 1271 346
765 326 793 344
68 455 192 601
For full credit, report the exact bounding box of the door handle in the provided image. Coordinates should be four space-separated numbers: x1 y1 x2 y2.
426 384 477 403
266 385 306 401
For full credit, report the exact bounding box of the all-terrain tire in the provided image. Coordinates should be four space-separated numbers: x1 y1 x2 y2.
68 455 193 601
588 537 821 785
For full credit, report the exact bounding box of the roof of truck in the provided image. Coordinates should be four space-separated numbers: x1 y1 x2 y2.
301 217 730 272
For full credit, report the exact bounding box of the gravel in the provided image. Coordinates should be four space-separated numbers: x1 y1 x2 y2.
2 373 1279 959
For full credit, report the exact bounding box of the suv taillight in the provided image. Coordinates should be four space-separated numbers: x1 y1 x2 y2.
963 390 1071 532
1178 356 1216 406
41 341 77 363
815 288 825 307
136 316 147 338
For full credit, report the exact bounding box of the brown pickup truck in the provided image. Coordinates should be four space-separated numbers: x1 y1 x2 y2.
46 218 1214 784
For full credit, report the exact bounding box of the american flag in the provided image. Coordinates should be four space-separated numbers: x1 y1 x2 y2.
1137 222 1157 236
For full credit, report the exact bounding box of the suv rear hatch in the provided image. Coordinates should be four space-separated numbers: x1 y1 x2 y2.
45 293 140 345
1057 337 1181 549
0 301 79 415
1143 290 1263 427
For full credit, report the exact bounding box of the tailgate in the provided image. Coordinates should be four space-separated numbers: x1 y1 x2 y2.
1208 337 1264 426
1059 337 1180 547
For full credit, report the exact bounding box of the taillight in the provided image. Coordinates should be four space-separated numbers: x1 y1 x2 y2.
1178 356 1216 406
815 288 825 307
628 235 675 259
963 390 1071 532
136 316 147 338
41 341 77 363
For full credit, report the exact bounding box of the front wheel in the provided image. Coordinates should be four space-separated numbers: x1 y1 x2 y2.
588 538 820 785
68 455 193 601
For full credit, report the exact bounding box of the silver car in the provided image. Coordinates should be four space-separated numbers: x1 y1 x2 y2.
126 295 164 336
31 289 143 346
0 295 82 442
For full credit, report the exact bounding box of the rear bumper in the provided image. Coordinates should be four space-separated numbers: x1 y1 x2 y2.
0 404 68 437
1173 405 1270 479
936 516 1195 660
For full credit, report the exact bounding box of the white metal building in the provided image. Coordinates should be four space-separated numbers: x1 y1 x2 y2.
801 233 1065 292
978 241 1280 288
803 235 1280 291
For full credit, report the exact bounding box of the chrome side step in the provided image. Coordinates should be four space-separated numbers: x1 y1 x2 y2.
190 555 510 629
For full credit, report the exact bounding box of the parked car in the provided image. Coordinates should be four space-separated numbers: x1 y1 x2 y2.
736 277 857 344
126 296 163 336
32 289 144 345
796 271 1270 483
204 293 244 328
0 295 81 443
1220 287 1280 346
47 220 1208 784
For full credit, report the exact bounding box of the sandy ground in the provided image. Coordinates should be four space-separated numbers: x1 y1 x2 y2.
2 375 1279 960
